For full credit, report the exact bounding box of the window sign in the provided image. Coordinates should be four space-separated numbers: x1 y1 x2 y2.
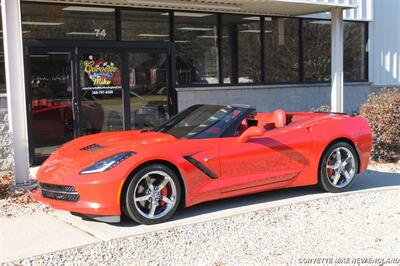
81 54 122 95
80 52 124 133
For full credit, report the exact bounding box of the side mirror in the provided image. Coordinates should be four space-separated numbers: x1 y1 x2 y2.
238 126 265 143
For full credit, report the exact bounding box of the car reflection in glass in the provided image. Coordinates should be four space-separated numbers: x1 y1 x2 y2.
32 91 104 149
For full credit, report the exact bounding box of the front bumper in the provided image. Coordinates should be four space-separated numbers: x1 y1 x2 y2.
33 171 125 217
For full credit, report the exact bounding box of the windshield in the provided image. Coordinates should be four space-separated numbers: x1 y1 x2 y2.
154 105 246 139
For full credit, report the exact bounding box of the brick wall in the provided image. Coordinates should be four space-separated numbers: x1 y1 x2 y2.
0 95 13 173
177 82 377 114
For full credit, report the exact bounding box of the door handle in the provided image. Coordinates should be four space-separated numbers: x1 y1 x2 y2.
73 97 78 108
72 97 79 120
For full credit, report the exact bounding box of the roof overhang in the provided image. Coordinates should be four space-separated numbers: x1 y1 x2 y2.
24 0 357 17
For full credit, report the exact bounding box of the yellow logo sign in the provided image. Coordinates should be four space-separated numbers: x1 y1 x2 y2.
83 58 119 86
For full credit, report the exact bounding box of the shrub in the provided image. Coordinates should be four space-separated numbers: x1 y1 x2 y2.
359 88 400 162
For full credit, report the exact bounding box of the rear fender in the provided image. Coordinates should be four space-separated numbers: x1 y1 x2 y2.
308 116 372 178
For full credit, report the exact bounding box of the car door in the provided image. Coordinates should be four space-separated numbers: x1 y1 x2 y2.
219 124 312 196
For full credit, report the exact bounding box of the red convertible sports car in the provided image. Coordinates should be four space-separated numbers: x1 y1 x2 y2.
34 104 372 224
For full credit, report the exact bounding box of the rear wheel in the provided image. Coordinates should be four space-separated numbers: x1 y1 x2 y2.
123 164 181 225
318 142 359 193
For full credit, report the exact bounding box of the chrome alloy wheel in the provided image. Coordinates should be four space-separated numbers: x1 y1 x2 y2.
133 171 177 219
325 147 356 188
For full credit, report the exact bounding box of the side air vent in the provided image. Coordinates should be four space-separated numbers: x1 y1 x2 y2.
183 155 218 179
80 143 105 151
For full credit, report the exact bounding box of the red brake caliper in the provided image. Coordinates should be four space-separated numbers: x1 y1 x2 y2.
159 186 168 207
327 159 334 177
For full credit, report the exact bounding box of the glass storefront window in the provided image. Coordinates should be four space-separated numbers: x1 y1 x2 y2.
121 10 170 41
344 22 367 81
129 52 169 129
29 52 74 158
303 20 367 82
21 3 116 40
80 52 124 133
222 15 262 84
221 25 232 84
175 12 219 85
238 18 261 83
265 17 300 82
303 20 331 82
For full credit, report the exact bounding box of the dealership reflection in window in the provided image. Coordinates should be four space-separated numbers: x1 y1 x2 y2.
175 12 219 85
222 15 262 84
129 52 169 129
121 10 169 41
265 17 300 82
80 52 123 134
21 3 116 40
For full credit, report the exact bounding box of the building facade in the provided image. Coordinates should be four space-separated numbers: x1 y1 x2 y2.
0 0 399 177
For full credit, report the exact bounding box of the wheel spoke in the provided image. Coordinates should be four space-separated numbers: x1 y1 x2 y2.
148 202 157 218
161 196 174 206
342 155 352 167
332 172 341 185
134 194 150 202
343 170 351 181
327 164 337 170
158 178 169 190
335 149 342 163
145 175 154 191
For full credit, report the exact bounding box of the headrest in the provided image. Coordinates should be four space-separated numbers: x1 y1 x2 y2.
272 109 286 128
241 118 248 127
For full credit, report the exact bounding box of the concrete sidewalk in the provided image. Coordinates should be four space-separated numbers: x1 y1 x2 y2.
1 169 399 263
0 214 99 262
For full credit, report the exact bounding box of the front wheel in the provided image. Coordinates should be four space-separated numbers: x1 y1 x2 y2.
318 142 359 193
123 164 181 225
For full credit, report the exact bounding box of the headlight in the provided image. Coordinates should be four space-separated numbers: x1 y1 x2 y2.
80 151 135 175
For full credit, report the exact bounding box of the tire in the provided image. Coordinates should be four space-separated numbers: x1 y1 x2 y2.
123 164 181 225
318 141 359 193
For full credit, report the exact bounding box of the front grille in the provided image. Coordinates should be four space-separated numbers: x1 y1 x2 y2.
40 183 80 202
80 143 105 151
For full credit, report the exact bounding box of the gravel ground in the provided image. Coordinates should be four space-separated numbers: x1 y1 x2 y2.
368 161 400 173
10 189 400 266
0 197 53 218
0 172 53 218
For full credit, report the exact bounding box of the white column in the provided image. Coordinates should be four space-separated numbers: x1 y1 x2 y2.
1 0 30 184
331 8 344 113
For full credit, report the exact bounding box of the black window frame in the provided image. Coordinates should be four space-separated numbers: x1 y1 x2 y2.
19 2 369 89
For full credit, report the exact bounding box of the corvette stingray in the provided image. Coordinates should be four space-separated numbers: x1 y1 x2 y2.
34 104 372 224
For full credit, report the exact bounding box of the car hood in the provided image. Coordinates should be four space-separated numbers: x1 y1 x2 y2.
59 130 176 158
38 130 176 179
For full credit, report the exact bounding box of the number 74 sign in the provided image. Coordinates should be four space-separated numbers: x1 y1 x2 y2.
94 29 107 38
